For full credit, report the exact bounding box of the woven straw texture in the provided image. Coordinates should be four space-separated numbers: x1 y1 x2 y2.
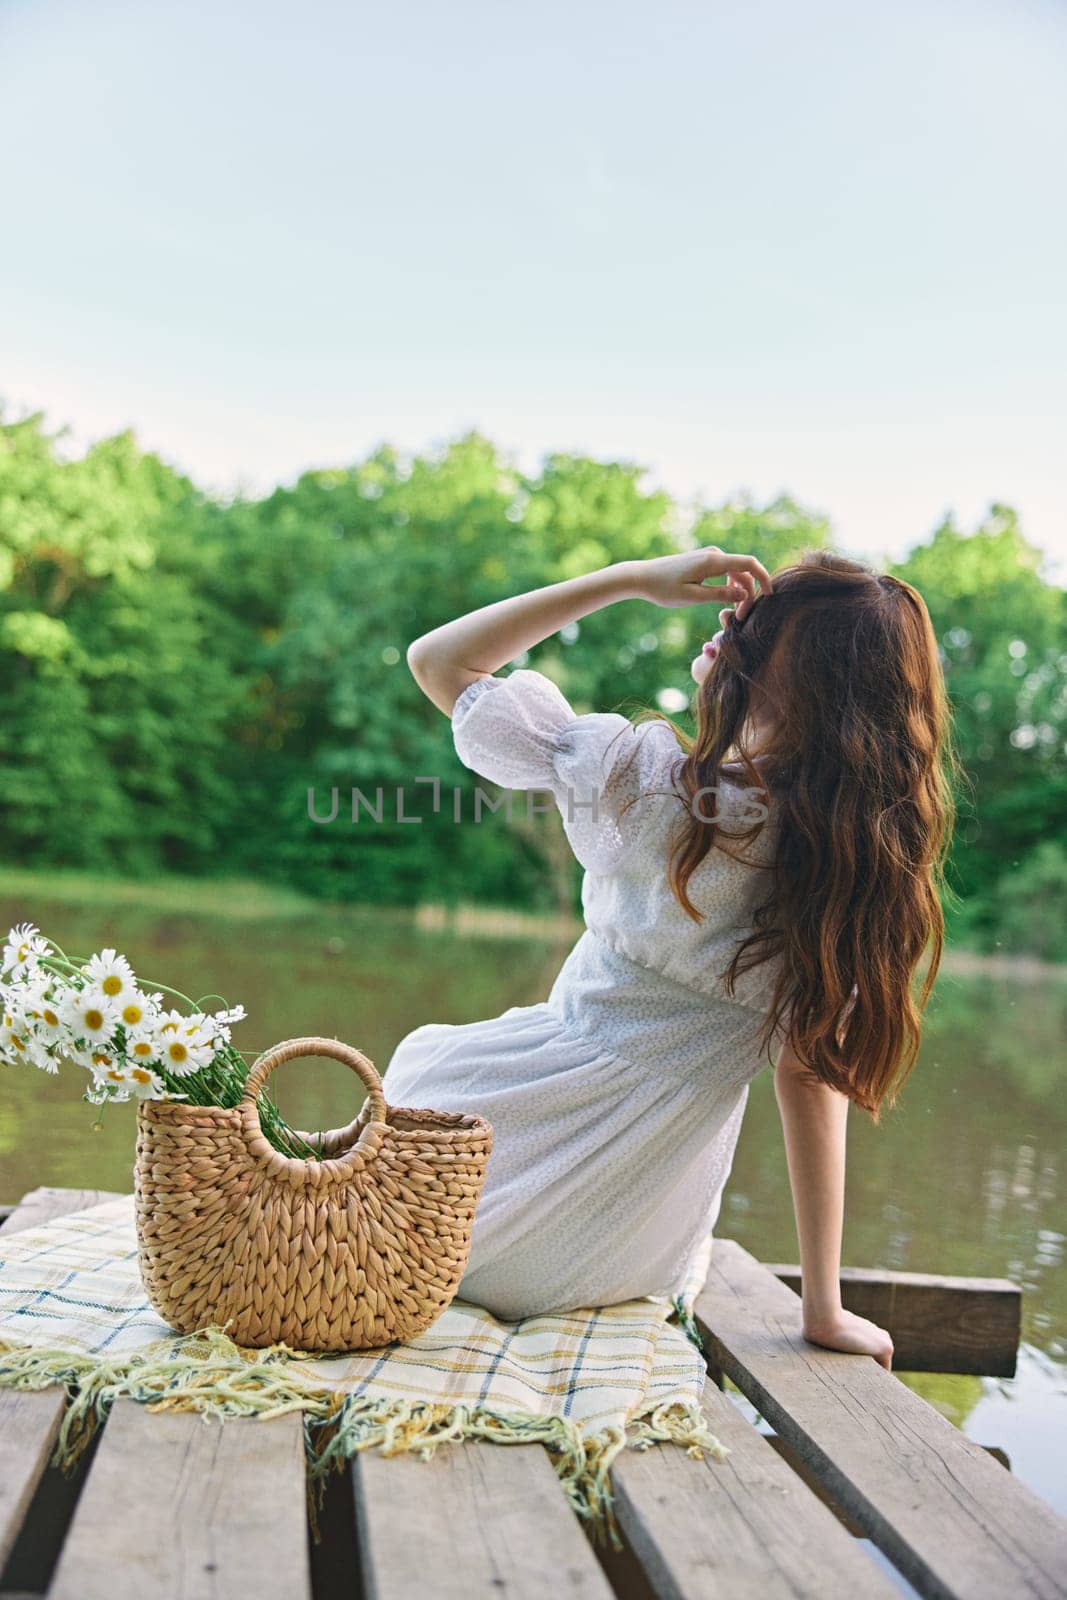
134 1036 493 1351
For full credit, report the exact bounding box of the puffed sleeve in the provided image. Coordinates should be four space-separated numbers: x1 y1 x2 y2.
450 669 675 874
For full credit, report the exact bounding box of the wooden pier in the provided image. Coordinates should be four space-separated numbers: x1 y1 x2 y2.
2 1187 1065 1600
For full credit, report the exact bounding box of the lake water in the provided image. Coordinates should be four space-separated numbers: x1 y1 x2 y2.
2 890 1064 1515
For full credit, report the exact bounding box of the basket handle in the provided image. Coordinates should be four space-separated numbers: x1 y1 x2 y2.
241 1036 389 1127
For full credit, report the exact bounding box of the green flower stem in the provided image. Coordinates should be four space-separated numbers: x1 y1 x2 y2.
154 1043 322 1160
41 956 81 977
136 978 202 1010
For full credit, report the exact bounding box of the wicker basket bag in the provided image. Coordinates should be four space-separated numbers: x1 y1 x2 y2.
134 1036 493 1351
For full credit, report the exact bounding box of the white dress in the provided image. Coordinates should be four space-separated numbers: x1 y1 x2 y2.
383 669 785 1319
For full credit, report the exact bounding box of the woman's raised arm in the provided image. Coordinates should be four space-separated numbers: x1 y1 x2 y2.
407 548 773 714
774 1038 895 1371
407 563 639 715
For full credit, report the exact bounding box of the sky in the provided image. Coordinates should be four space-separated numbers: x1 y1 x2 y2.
2 0 1065 571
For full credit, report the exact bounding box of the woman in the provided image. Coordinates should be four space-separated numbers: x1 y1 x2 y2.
384 546 953 1370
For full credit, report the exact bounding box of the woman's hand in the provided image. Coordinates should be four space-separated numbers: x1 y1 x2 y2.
407 547 771 715
803 1308 895 1371
628 547 772 612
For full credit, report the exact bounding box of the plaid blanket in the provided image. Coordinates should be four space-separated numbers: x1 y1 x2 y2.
0 1194 726 1543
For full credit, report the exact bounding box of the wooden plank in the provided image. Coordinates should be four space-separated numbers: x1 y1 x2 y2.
610 1378 900 1599
0 1391 67 1575
0 1188 123 1572
50 1399 311 1600
696 1238 1067 1600
354 1441 615 1600
763 1262 1020 1376
1 1186 124 1236
5 1187 310 1599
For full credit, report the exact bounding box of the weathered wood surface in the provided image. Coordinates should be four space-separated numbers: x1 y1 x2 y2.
49 1400 311 1600
1 1187 311 1600
696 1237 1067 1600
611 1378 899 1599
0 1188 123 1573
3 1187 1065 1600
0 1389 66 1575
354 1441 615 1600
763 1261 1021 1376
1 1187 122 1237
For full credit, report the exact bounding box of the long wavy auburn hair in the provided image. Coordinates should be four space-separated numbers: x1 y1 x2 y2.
651 551 956 1122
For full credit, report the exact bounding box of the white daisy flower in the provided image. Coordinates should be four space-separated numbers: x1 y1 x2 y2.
20 979 65 1042
1 1012 33 1063
82 1046 119 1077
1 1002 53 1070
84 1076 126 1106
96 1062 134 1103
153 1010 211 1076
65 1039 103 1071
3 995 27 1028
115 988 160 1031
210 1003 247 1040
61 987 118 1045
82 948 137 1002
127 1063 165 1098
181 1012 219 1056
2 923 50 981
124 1027 161 1066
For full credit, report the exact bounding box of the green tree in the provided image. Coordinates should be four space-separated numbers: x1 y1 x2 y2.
3 408 1061 942
0 413 246 872
892 508 1067 945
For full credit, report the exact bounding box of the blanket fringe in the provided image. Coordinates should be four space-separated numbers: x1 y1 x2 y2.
670 1293 706 1353
0 1328 728 1551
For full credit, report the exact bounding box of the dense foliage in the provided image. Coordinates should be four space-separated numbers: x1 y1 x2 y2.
2 412 1064 956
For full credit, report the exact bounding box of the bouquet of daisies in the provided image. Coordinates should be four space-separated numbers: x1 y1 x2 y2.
0 921 318 1158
